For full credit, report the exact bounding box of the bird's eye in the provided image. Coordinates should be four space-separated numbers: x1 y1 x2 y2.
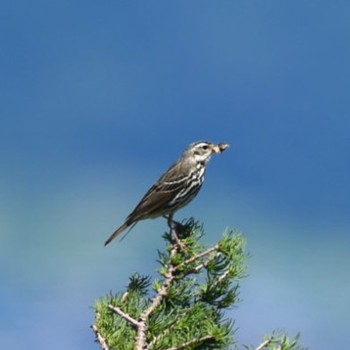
202 145 209 150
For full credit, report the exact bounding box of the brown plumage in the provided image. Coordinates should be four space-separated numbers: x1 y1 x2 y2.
104 141 229 246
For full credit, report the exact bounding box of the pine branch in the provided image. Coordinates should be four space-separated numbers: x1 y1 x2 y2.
92 218 306 350
93 220 244 349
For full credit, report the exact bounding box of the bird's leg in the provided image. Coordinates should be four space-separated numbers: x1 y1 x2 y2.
165 214 183 247
164 215 186 233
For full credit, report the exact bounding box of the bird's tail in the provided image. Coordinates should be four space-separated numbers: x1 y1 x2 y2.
104 222 130 246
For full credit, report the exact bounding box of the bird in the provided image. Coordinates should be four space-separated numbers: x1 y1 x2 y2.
104 141 229 246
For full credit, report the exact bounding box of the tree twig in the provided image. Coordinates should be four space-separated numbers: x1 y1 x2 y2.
176 244 219 271
255 338 272 350
121 290 129 302
92 324 110 350
164 335 215 350
108 305 140 328
216 268 231 285
148 327 171 349
191 251 221 273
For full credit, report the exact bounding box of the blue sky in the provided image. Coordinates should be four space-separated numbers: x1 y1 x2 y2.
1 1 350 349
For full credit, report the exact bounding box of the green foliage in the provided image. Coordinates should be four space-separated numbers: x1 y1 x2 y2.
92 219 305 350
244 331 307 350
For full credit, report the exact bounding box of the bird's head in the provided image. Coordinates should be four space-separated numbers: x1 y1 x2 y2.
184 141 229 165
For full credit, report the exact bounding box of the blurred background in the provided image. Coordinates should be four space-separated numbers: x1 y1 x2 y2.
1 1 349 349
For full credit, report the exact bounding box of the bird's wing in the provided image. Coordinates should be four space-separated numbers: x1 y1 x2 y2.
126 161 191 222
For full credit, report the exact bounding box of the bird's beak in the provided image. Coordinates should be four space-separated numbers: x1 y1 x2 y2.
212 143 229 154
